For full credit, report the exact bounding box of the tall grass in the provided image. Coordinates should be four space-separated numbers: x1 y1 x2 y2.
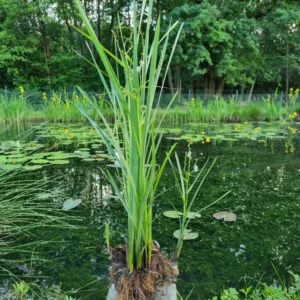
1 90 299 124
0 170 76 268
0 93 30 123
74 0 182 272
42 91 114 123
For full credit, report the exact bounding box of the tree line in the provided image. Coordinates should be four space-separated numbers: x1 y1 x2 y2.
0 0 299 96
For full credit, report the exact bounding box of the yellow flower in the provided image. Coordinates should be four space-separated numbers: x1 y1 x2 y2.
201 141 205 144
52 97 56 102
290 87 293 92
295 88 299 95
64 129 69 134
234 127 238 130
19 86 24 93
201 131 206 135
191 97 195 101
205 137 211 143
254 127 259 131
75 95 79 100
244 122 248 125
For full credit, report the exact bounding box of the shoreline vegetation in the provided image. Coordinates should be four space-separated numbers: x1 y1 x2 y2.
1 88 300 124
1 272 299 299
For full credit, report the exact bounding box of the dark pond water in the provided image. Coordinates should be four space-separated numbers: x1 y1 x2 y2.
1 122 300 299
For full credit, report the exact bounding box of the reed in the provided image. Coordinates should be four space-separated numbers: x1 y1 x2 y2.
74 0 182 278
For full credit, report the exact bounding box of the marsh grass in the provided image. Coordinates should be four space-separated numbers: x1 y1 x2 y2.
0 94 32 123
42 91 114 123
1 90 299 124
0 170 77 268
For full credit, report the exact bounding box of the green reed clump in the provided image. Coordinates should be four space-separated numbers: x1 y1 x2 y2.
74 0 182 272
42 91 114 123
0 87 32 123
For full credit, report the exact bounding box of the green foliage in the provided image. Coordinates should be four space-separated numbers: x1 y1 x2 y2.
212 272 300 299
0 0 299 92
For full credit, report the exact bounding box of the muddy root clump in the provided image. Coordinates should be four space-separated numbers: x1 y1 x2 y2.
109 244 178 300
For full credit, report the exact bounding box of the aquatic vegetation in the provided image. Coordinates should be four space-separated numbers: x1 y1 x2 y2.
73 0 183 297
1 88 300 124
0 169 77 270
167 148 230 260
213 211 237 222
0 93 35 123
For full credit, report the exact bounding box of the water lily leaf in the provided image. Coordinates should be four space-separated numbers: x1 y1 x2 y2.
213 211 237 222
0 164 22 170
187 212 201 219
173 229 198 240
224 213 237 222
31 159 49 164
62 199 82 211
213 212 228 220
49 160 70 165
23 165 43 171
163 211 183 218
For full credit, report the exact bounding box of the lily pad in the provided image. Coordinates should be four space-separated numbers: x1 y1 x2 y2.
213 211 237 222
163 211 183 218
0 164 22 170
187 212 201 219
62 199 82 211
49 160 70 165
23 165 43 171
31 159 49 164
173 229 198 240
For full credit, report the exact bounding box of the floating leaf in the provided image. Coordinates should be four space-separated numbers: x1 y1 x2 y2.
23 165 43 171
173 229 198 240
213 211 237 222
49 160 70 165
213 212 228 220
31 159 49 164
163 211 183 218
187 212 201 219
0 164 22 170
62 199 82 211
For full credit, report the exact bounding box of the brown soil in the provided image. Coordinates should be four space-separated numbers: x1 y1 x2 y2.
109 243 178 300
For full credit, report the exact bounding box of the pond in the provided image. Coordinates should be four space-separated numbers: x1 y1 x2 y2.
1 122 300 299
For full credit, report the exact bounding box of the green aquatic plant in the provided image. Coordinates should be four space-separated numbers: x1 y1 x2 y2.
167 146 230 260
0 168 77 270
73 0 182 296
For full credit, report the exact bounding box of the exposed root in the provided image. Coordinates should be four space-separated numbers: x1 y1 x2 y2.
109 243 178 300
